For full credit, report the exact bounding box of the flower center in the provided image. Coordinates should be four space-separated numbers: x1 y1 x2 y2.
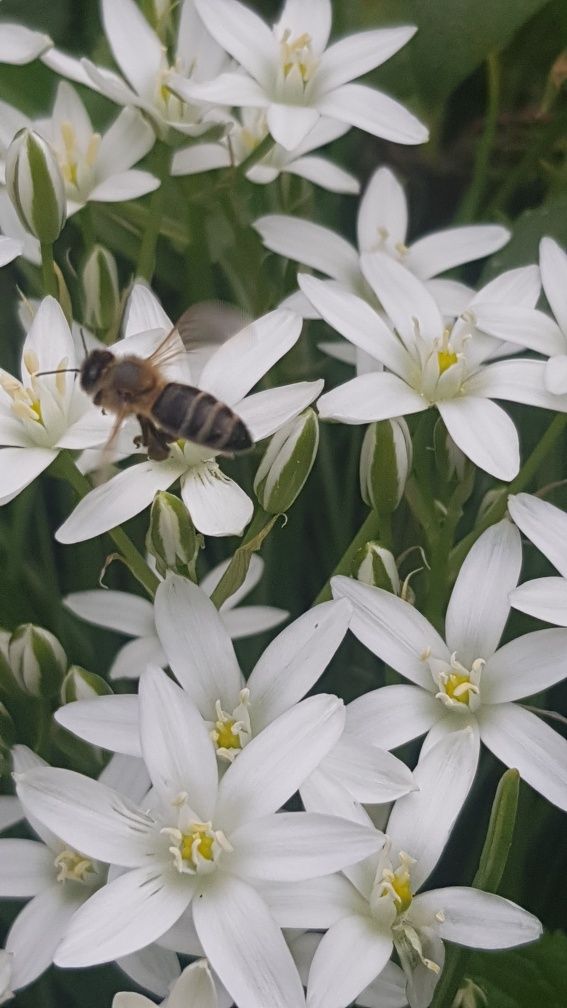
162 820 232 875
279 29 317 83
54 847 97 885
0 350 70 426
422 648 483 713
436 326 459 375
378 850 414 914
210 689 252 763
59 121 100 191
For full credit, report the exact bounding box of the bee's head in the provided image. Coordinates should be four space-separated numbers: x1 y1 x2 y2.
80 349 114 395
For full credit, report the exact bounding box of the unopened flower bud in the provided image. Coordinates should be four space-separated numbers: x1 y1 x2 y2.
60 665 113 704
0 629 13 696
5 128 66 243
254 409 319 514
360 418 412 514
146 491 201 579
9 624 67 698
353 541 401 594
0 701 15 750
141 0 173 39
81 245 119 332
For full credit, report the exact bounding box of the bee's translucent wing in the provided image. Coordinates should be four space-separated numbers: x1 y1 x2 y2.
174 301 252 382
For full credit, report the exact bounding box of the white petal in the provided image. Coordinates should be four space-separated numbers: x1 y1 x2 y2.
346 684 440 750
247 598 351 729
237 380 323 441
265 104 319 151
202 552 264 607
321 734 415 803
540 236 567 336
387 727 480 891
426 278 475 316
332 576 448 689
199 309 302 405
181 467 253 537
123 283 172 338
0 796 22 832
16 767 152 865
479 702 567 810
139 666 218 818
316 27 417 94
360 251 443 345
194 0 274 84
56 458 184 543
154 573 242 718
318 340 357 364
229 811 381 881
508 492 567 577
317 83 428 145
41 47 97 87
193 874 304 1008
118 944 180 999
0 839 52 896
254 215 359 284
0 447 57 504
0 235 22 266
306 915 392 1008
221 605 288 639
408 225 510 280
357 962 408 1008
81 57 145 107
277 0 332 54
101 0 163 97
262 873 365 929
509 577 567 626
172 143 230 176
55 694 141 756
90 170 159 202
300 766 373 823
287 155 359 195
216 694 345 831
546 353 567 394
318 371 426 424
466 358 567 411
64 589 154 637
55 864 193 967
473 264 541 309
357 166 407 252
483 628 567 703
414 887 542 948
97 107 155 177
445 519 521 665
110 635 166 680
7 885 81 989
167 960 218 1008
437 397 520 481
98 754 150 805
471 304 564 356
172 71 269 107
0 24 51 64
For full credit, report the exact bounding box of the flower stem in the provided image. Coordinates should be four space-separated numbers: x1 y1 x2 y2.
457 52 500 222
312 509 383 605
136 143 170 282
40 242 59 299
54 451 159 598
449 412 567 575
237 134 274 177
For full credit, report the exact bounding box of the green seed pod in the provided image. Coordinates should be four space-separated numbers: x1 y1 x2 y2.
5 128 66 243
81 244 120 332
360 418 412 514
146 490 201 579
60 665 113 704
9 624 67 698
352 541 401 594
254 409 319 515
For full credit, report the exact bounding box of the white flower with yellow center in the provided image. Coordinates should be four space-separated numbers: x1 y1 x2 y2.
332 519 567 812
300 253 567 480
17 667 383 1008
171 0 428 151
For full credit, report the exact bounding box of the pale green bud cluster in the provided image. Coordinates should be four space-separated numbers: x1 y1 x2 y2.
60 665 113 704
81 245 120 334
254 409 319 514
360 418 412 514
5 128 66 243
353 541 401 594
146 491 201 579
8 623 67 698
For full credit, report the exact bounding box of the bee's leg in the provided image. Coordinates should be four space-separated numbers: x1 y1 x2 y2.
134 414 153 449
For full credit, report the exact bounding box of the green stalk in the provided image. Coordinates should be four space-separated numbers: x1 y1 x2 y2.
54 451 159 598
449 412 567 575
40 242 59 299
457 53 500 222
312 509 382 605
136 143 170 281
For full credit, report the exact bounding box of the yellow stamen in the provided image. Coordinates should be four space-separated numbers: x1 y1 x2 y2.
180 827 215 864
437 348 458 374
214 718 241 751
54 848 96 884
444 672 479 703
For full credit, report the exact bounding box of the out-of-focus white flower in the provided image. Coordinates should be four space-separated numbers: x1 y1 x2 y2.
255 166 509 318
63 554 288 680
173 0 428 151
113 959 218 1008
508 492 567 627
0 234 22 268
172 111 359 194
5 129 66 243
300 254 567 480
0 950 13 1005
18 667 380 1008
0 297 113 506
42 0 231 141
0 25 51 65
0 191 39 266
333 519 567 811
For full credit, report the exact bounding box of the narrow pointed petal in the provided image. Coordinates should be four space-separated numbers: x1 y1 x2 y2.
172 142 229 176
361 250 443 345
194 0 274 85
111 636 165 680
247 598 351 729
117 943 181 999
0 447 57 504
123 283 172 338
318 83 428 145
322 734 415 802
357 166 407 251
414 887 542 948
181 467 253 537
445 519 521 665
408 225 510 280
346 684 440 750
267 104 320 151
97 107 155 177
471 304 564 356
41 48 97 87
90 170 159 202
0 24 52 64
387 727 480 890
318 371 426 424
466 358 567 411
254 215 359 284
426 278 475 316
262 873 366 929
546 353 567 394
101 0 162 98
332 576 448 689
0 235 22 266
55 694 141 755
167 960 218 1008
508 492 567 577
317 27 417 94
154 573 242 717
55 864 193 967
64 590 154 637
216 694 345 831
99 754 150 805
172 71 269 107
540 236 567 336
483 628 567 703
437 397 520 481
300 766 375 823
510 577 567 626
16 766 152 865
479 702 567 809
0 839 53 896
287 155 359 195
0 796 22 831
277 0 332 53
237 380 323 441
357 963 408 1008
307 915 392 1008
7 885 82 989
220 605 288 639
194 874 304 1008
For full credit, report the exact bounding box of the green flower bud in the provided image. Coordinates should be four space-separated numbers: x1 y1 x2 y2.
360 418 412 514
146 491 201 579
60 665 113 704
0 629 13 697
353 541 401 594
81 244 120 332
5 128 66 243
9 624 67 698
254 409 319 514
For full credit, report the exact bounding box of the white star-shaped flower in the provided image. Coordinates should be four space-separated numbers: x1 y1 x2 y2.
508 492 567 627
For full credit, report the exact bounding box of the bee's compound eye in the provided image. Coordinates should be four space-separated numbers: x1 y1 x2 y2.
80 350 114 391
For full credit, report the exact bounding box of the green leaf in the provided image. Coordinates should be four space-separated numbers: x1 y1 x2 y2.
482 194 567 279
210 513 280 609
466 932 567 1008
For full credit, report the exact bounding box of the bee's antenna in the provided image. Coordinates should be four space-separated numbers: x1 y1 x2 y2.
33 368 80 377
79 327 88 358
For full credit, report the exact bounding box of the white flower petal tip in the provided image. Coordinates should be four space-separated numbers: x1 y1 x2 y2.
0 25 52 64
545 355 567 395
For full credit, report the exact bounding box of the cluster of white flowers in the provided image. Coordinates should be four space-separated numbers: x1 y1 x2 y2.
0 1 565 1007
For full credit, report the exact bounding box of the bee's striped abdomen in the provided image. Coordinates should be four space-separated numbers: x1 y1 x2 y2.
152 382 252 453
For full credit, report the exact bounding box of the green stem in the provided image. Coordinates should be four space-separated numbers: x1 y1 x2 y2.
449 412 567 575
457 53 500 222
136 143 170 281
54 451 159 598
312 509 382 605
487 107 567 214
237 134 274 177
40 242 58 299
